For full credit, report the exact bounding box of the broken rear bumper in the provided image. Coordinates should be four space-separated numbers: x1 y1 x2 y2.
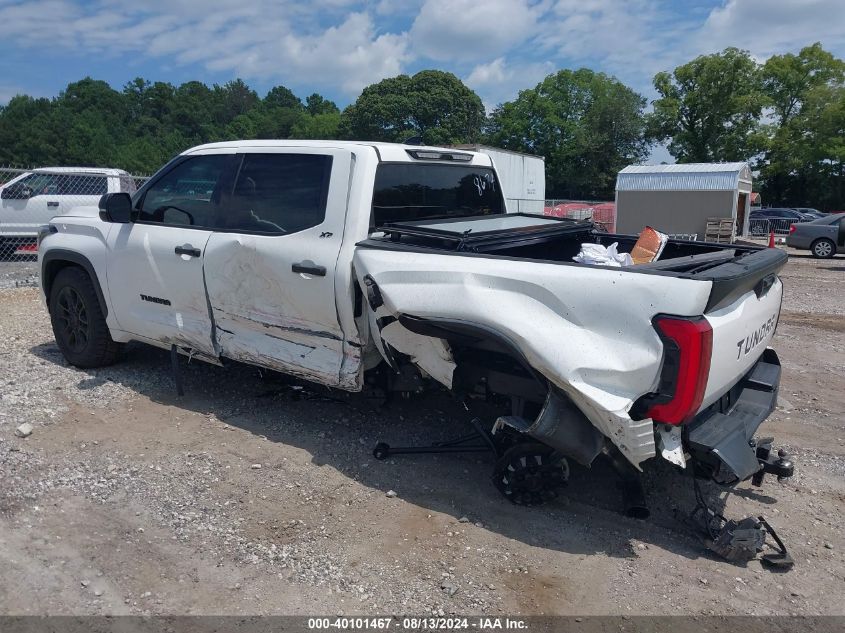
685 348 794 483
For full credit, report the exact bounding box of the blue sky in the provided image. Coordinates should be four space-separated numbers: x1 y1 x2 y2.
1 0 843 114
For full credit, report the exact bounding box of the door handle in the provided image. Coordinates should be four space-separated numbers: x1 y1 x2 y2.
47 201 59 208
292 262 326 277
175 245 201 258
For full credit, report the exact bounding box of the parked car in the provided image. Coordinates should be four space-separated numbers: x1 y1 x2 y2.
793 207 827 220
0 167 136 242
749 208 808 234
787 212 845 258
38 140 793 516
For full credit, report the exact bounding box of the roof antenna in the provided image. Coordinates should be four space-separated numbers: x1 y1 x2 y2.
403 136 423 146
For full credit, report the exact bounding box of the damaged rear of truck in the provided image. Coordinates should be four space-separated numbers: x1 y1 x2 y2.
351 149 793 513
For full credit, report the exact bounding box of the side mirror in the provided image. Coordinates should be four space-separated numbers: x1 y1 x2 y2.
99 192 133 223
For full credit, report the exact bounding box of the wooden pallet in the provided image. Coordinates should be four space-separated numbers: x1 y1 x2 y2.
705 217 735 243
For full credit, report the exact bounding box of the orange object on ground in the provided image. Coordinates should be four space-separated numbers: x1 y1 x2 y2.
768 231 775 248
630 226 669 264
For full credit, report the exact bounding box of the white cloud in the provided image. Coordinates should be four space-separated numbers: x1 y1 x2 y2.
1 0 844 106
536 0 692 95
375 0 424 16
465 57 554 109
0 1 410 97
410 0 539 62
695 0 845 59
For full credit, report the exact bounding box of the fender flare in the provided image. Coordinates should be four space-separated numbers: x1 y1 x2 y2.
41 249 109 317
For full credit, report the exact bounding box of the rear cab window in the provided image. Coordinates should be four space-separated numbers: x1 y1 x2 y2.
371 163 504 227
61 175 107 196
222 153 332 234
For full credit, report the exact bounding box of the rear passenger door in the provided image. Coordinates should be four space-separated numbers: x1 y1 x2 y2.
202 148 354 387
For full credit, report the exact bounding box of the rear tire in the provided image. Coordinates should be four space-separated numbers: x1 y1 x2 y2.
49 267 123 367
810 238 835 259
492 443 569 506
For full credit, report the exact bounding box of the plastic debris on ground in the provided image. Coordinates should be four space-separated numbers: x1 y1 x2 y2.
573 242 633 267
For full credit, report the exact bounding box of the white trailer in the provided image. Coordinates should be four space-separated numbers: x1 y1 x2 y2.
454 145 545 214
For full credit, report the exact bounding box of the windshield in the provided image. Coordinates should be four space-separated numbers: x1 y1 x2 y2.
371 163 504 226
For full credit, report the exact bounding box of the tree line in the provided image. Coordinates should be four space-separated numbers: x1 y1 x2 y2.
0 43 842 208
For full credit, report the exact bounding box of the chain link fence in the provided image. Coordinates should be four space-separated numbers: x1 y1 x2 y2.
0 167 148 288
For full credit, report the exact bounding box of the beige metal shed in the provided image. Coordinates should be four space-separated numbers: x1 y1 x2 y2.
615 163 753 241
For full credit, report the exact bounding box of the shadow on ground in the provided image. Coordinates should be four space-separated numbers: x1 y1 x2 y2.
32 339 768 566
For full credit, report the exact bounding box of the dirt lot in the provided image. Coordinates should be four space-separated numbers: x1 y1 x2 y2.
0 249 843 616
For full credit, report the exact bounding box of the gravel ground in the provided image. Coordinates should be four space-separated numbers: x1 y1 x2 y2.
0 257 38 289
0 248 843 616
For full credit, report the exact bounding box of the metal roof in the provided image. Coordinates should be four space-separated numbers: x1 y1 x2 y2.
616 162 752 192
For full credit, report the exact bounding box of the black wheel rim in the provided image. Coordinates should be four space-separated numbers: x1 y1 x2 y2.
494 446 569 506
56 286 89 354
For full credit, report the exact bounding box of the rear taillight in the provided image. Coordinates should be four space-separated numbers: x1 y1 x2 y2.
645 316 713 425
789 224 796 233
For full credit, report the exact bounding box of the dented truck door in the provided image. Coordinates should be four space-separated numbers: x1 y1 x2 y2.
202 147 355 386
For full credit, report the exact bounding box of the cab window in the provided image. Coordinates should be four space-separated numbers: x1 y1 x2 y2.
61 175 108 196
215 153 332 234
138 155 231 227
20 173 59 196
371 164 504 226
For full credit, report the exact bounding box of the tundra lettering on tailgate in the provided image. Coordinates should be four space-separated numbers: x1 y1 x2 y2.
736 314 777 360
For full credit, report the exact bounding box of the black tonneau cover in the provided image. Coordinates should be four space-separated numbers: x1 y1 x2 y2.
378 213 588 251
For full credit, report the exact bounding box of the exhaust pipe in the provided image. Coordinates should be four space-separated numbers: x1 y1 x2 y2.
620 478 650 520
605 447 650 520
495 387 605 467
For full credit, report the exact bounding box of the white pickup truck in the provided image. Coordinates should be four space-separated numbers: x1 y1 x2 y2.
38 140 793 512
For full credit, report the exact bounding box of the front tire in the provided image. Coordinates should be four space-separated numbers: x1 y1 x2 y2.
811 238 835 259
49 267 123 367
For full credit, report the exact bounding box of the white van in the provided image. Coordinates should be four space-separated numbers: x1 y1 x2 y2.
0 167 136 241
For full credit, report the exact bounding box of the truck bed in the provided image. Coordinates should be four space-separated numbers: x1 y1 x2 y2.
354 212 787 468
361 213 786 310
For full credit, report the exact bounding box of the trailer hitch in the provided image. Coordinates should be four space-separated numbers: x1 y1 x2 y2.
752 438 794 486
